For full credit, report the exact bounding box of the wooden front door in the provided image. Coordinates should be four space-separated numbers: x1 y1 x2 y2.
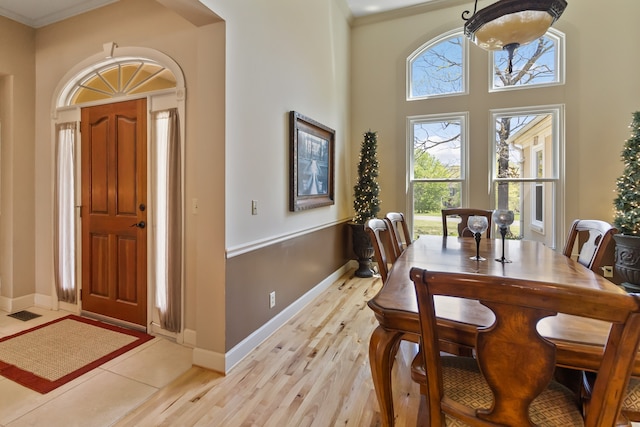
81 99 147 327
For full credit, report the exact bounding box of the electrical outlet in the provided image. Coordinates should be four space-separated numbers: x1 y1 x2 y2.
252 200 258 215
603 265 614 278
192 198 199 214
269 291 276 308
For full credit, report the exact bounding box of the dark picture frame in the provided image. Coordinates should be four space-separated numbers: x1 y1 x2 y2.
289 111 335 212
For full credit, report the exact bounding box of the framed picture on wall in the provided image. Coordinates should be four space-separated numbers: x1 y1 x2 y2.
289 111 335 212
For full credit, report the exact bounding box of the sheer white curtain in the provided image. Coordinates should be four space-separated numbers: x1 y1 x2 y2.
54 122 77 303
152 109 182 332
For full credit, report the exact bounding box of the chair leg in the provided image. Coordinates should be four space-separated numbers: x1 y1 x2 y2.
417 384 429 427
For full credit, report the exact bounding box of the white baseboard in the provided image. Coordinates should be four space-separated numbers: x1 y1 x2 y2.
192 346 226 374
183 327 197 347
0 296 9 312
58 301 80 314
0 294 36 313
191 261 356 374
34 293 53 309
0 292 79 315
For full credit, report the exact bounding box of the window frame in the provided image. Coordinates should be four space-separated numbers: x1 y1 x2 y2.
408 112 470 215
531 144 545 232
489 105 564 249
407 29 469 101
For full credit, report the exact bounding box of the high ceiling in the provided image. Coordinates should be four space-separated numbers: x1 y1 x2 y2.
0 0 438 28
347 0 436 17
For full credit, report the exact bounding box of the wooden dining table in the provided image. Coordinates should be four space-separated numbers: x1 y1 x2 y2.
367 234 636 427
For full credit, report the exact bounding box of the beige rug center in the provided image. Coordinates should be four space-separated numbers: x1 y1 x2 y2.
0 319 137 381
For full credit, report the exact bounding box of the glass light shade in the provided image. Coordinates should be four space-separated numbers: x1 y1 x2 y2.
464 0 567 50
493 209 515 227
474 11 552 50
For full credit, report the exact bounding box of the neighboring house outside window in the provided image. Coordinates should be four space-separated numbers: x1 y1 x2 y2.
493 111 559 247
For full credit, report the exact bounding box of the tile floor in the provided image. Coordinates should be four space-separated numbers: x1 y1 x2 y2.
0 307 193 427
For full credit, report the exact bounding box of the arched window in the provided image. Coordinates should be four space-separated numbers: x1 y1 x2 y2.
491 29 565 91
59 58 178 106
407 30 467 100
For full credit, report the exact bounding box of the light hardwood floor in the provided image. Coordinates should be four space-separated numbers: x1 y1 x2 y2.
115 271 421 426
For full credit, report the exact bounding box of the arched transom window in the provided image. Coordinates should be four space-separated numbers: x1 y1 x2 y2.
65 59 177 105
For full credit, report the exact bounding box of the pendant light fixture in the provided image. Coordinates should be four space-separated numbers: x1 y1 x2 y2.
462 0 567 73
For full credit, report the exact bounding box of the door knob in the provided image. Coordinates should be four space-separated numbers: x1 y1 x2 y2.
130 221 146 229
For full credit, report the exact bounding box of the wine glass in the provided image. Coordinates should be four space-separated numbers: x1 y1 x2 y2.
493 209 515 263
467 215 489 261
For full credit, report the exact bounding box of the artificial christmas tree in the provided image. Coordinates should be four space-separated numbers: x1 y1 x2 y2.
353 130 381 224
613 112 640 292
349 130 381 277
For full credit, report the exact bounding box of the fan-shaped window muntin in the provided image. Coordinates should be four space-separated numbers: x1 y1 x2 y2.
68 60 177 105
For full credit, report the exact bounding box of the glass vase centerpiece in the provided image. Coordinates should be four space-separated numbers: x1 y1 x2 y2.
493 209 515 263
467 215 489 261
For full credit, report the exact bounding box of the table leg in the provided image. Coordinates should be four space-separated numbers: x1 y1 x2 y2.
369 325 405 427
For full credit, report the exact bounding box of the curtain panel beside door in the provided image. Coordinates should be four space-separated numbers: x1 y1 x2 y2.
54 122 77 303
151 109 182 332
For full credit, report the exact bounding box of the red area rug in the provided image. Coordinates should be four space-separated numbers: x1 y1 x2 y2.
0 314 153 393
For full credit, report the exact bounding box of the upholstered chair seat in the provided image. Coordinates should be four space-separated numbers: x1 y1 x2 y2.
622 377 640 421
412 355 584 427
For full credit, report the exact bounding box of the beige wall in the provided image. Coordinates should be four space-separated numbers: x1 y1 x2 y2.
202 0 353 251
30 0 226 357
201 0 353 363
351 0 640 249
0 17 35 301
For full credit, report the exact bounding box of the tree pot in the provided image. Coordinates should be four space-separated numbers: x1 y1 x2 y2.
348 222 374 278
613 234 640 293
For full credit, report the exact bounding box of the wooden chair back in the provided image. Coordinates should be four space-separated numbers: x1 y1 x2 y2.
562 219 618 274
384 212 412 259
410 268 640 427
441 208 493 238
365 218 397 283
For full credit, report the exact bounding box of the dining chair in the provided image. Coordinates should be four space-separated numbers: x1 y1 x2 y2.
562 219 618 274
384 212 412 259
365 218 397 283
441 208 493 238
409 268 640 427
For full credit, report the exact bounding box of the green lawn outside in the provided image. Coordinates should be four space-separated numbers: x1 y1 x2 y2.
413 212 521 239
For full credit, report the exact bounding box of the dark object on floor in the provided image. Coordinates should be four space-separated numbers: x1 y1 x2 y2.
8 310 42 321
